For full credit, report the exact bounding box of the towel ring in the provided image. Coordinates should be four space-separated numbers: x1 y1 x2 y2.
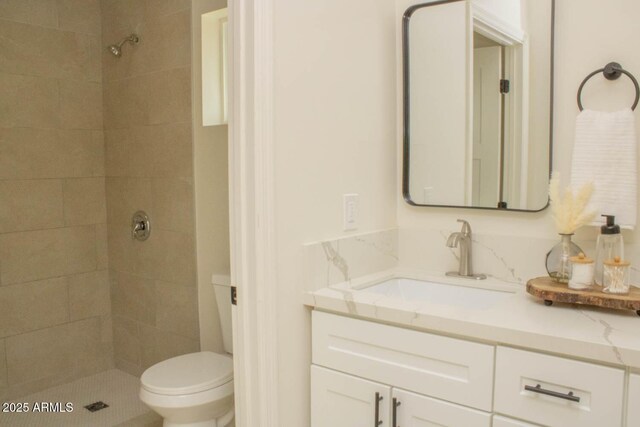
577 62 640 111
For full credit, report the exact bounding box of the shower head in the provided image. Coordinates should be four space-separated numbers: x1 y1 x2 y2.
107 33 139 58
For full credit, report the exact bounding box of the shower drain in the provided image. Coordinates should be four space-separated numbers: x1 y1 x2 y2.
84 401 109 412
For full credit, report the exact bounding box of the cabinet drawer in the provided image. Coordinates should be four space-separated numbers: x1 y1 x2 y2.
494 346 624 427
312 311 495 411
629 373 640 427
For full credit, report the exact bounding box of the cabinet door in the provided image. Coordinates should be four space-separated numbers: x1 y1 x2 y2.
493 415 541 427
311 365 391 427
393 388 491 427
629 374 640 427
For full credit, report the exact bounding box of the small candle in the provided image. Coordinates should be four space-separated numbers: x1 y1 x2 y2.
569 252 594 290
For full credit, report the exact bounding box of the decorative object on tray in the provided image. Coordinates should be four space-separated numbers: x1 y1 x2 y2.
568 252 594 290
526 276 640 316
603 256 631 295
546 174 596 282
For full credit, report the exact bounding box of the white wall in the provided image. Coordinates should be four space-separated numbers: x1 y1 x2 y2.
399 0 640 245
272 0 397 425
192 0 230 353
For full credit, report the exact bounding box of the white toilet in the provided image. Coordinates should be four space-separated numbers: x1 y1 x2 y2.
140 277 234 427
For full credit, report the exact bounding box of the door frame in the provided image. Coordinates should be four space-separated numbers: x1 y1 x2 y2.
228 0 280 426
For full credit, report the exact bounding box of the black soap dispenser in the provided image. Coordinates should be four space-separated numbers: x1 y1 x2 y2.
594 215 624 286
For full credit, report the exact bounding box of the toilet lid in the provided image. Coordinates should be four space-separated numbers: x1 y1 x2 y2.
141 352 234 395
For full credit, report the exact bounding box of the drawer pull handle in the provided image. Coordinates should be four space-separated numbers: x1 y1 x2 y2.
374 392 383 426
524 384 581 402
392 397 401 427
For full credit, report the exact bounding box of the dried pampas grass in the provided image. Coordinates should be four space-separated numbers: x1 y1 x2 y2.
549 173 596 234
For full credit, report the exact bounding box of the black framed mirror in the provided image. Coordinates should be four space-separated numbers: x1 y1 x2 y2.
402 0 555 211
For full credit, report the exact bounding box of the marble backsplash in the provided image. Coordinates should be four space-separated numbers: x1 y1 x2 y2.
305 227 640 287
303 228 398 292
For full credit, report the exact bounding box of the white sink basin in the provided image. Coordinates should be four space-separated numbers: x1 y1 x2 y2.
360 277 515 310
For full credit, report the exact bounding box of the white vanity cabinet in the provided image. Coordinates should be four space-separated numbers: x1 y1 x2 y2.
311 310 633 427
629 373 640 426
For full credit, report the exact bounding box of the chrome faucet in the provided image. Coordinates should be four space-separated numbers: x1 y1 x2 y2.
446 219 486 280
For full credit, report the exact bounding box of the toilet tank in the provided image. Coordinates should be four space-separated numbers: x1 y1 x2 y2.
212 274 233 354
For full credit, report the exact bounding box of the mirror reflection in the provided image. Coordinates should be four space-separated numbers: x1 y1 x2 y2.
403 0 554 211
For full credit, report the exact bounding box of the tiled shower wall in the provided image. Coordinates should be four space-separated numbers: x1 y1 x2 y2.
101 0 200 376
0 0 112 400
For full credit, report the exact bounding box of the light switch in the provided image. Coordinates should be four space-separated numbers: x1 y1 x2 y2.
343 194 359 231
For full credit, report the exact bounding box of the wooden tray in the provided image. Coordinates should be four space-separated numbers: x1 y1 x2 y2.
526 276 640 316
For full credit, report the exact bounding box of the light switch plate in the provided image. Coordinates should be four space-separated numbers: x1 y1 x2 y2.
343 194 359 231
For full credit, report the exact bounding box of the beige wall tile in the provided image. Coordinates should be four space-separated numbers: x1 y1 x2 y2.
0 278 69 338
155 281 199 340
66 317 111 370
0 129 104 180
63 177 107 226
106 177 153 227
0 339 8 389
105 129 154 177
96 223 109 269
100 0 145 40
57 0 101 35
144 0 190 21
103 76 148 129
101 314 114 347
112 316 140 366
91 131 106 176
107 227 194 284
106 68 190 129
0 0 57 28
139 324 199 370
0 73 58 128
0 20 100 82
59 79 103 129
107 225 137 274
103 10 190 81
5 318 103 385
146 67 191 125
105 124 192 178
152 178 194 234
0 180 64 233
140 123 193 177
151 230 196 284
0 226 97 285
68 270 110 321
110 271 155 324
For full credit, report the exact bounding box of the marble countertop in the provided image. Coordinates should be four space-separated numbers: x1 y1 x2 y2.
304 269 640 369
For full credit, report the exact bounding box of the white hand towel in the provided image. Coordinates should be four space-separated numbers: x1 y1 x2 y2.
570 108 637 229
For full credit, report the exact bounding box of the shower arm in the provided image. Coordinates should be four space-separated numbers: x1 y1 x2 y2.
116 34 139 49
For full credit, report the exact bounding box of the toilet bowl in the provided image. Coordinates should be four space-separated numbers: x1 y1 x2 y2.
139 351 234 427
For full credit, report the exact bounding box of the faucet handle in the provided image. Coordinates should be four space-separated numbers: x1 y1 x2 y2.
456 219 471 235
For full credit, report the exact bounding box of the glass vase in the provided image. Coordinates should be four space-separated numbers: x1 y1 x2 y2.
546 233 583 283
